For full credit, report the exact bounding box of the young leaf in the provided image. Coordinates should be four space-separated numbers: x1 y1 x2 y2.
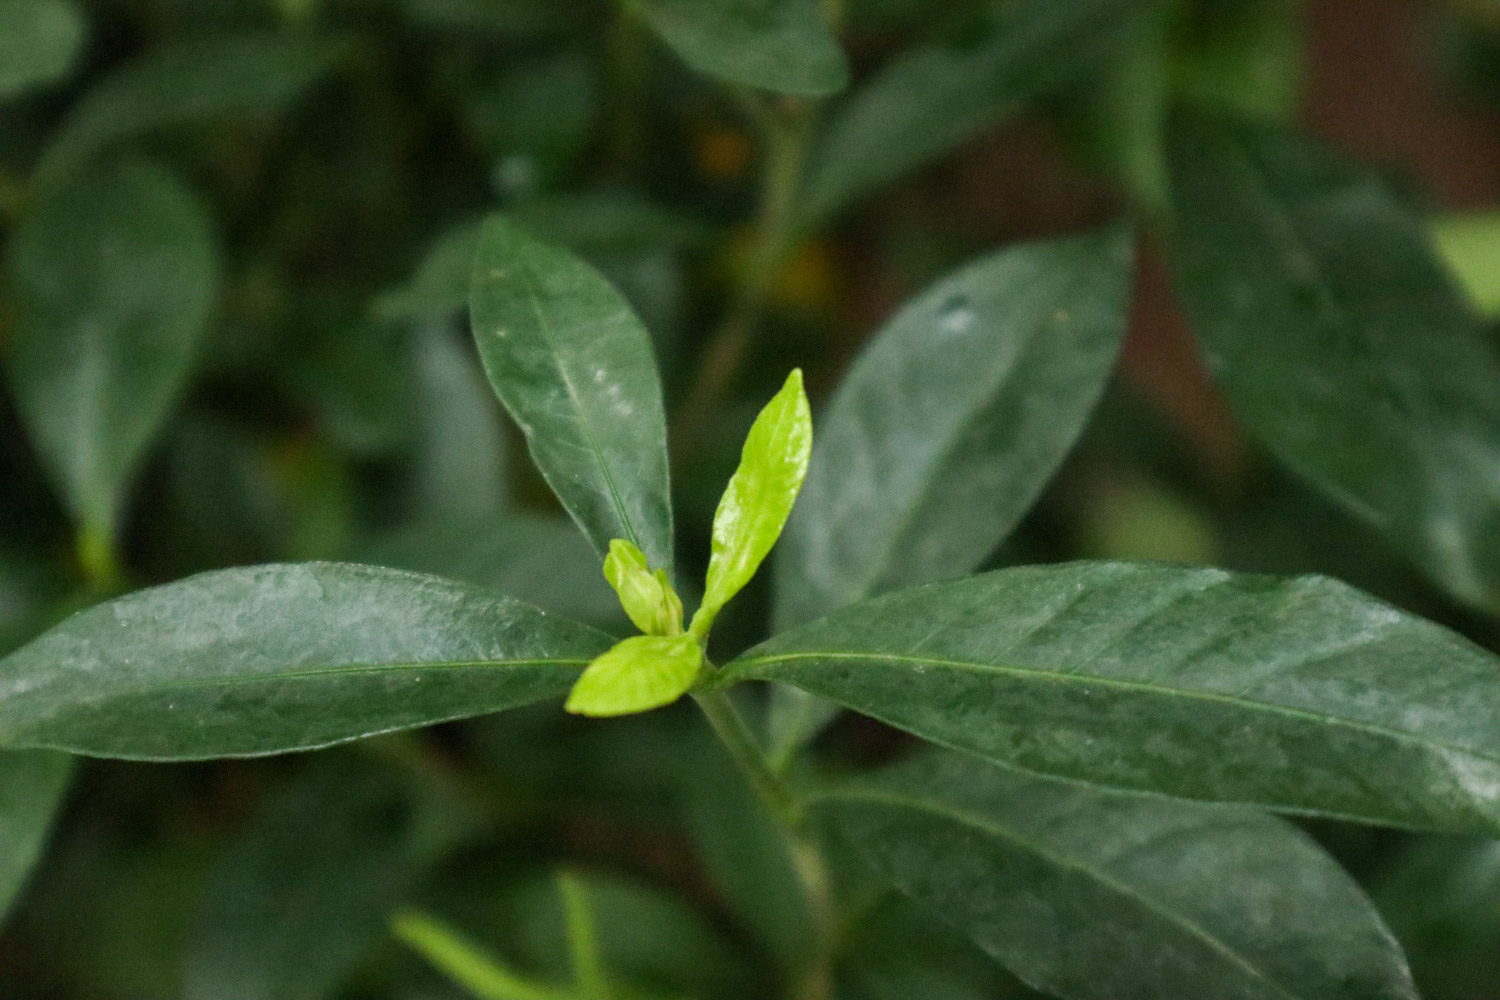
2 158 217 551
33 33 336 189
604 539 683 637
775 225 1134 630
819 752 1418 1000
0 563 612 759
0 750 74 924
800 0 1146 225
1167 113 1500 611
692 369 812 641
722 561 1500 836
0 0 85 99
565 634 703 718
470 217 675 574
626 0 848 97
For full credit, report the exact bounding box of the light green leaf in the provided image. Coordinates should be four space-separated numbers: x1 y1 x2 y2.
819 752 1418 1000
566 634 703 718
1431 211 1500 316
775 225 1133 630
723 560 1500 835
184 753 481 1000
0 0 85 98
0 750 73 924
2 158 217 547
0 563 611 759
34 32 336 189
800 0 1146 225
394 910 570 1000
470 217 675 574
692 369 811 641
1167 113 1500 611
604 540 684 637
626 0 848 96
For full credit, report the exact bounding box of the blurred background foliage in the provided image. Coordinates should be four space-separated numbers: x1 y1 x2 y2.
1 0 1499 997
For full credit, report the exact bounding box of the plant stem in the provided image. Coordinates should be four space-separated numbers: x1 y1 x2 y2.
692 689 837 1000
557 870 610 999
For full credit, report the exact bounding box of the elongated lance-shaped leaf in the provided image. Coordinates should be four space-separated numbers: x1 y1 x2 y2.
0 563 612 760
626 0 848 97
723 561 1500 835
33 33 335 190
2 157 217 550
694 370 812 640
776 226 1133 631
470 218 675 574
0 750 74 924
819 752 1418 1000
1167 113 1500 611
566 634 703 718
0 0 85 98
800 0 1147 226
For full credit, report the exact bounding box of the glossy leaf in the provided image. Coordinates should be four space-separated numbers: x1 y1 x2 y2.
470 217 675 573
565 634 702 718
627 0 848 96
800 0 1146 225
184 754 481 1000
694 369 811 640
2 158 217 544
1167 114 1500 610
775 226 1134 630
0 563 612 759
818 752 1418 1000
34 33 336 189
0 750 74 923
0 0 85 98
724 561 1500 835
604 540 683 637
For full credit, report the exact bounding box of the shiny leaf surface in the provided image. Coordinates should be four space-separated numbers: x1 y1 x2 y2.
2 158 217 541
565 634 702 717
0 563 611 759
0 750 73 923
604 539 683 637
819 752 1417 1000
470 217 675 573
627 0 848 96
1167 114 1500 610
726 561 1500 834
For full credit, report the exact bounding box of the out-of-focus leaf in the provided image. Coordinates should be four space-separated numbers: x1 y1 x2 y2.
1167 114 1500 610
2 158 217 547
0 0 85 98
185 753 481 1000
627 0 848 96
0 750 73 923
1431 211 1500 316
819 752 1418 1000
0 563 610 759
407 323 509 522
801 0 1146 225
1169 0 1305 121
776 226 1133 629
565 634 702 717
470 218 675 573
285 322 418 457
694 369 811 640
724 561 1500 835
377 221 485 323
34 33 336 189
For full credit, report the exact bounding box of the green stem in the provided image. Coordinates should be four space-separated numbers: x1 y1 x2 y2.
393 910 576 1000
692 689 836 1000
76 521 123 595
557 870 610 999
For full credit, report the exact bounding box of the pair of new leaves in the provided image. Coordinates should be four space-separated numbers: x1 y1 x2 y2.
568 371 812 717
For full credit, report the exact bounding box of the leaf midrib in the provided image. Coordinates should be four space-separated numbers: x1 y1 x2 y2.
731 649 1500 765
815 785 1306 1000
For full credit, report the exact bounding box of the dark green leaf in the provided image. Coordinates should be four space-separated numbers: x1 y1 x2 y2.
185 753 481 1000
0 750 73 923
800 0 1146 225
726 561 1500 835
819 752 1417 1000
0 563 611 759
627 0 848 96
2 158 217 543
470 218 675 573
33 33 335 189
1166 114 1500 610
775 225 1134 630
0 0 85 98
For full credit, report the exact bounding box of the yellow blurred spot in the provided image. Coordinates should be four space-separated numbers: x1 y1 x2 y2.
720 227 840 316
695 126 752 182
